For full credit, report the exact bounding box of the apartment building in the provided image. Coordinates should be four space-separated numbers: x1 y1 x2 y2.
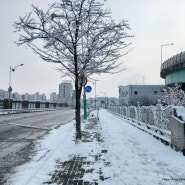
59 80 73 106
50 92 57 103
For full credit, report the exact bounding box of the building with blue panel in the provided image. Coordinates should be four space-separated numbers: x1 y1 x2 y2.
160 51 185 89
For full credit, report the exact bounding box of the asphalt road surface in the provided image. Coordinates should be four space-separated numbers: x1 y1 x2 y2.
0 108 75 184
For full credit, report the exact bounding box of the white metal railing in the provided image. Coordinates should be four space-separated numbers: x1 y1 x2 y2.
108 101 174 145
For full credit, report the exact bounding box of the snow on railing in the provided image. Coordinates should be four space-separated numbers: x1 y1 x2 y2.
108 101 174 130
108 103 185 155
108 101 173 145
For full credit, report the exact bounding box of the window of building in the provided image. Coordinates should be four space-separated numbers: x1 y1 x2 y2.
154 91 157 95
134 91 138 95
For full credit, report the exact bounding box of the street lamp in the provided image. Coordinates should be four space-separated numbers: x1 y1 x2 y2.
88 79 99 119
91 80 99 110
161 43 174 65
100 91 107 109
8 64 24 109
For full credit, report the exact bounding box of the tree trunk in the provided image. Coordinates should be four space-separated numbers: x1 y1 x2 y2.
75 77 82 140
74 17 81 140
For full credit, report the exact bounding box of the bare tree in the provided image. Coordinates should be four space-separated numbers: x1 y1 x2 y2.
14 0 132 140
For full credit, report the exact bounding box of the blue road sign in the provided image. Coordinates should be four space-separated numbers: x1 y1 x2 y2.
85 85 92 93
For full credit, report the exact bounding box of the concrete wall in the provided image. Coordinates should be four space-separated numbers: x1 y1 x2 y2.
171 116 185 155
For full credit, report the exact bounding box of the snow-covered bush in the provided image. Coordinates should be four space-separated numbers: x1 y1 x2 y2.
158 84 185 106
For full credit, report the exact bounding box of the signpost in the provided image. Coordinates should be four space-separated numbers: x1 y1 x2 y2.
85 85 92 93
79 76 87 87
83 84 92 120
79 76 88 120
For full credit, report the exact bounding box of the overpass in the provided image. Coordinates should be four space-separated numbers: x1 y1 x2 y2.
160 51 185 89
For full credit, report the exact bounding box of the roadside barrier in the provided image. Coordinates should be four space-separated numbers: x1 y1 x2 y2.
108 102 185 156
0 108 55 115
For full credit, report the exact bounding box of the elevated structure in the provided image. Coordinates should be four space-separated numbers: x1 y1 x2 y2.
160 51 185 89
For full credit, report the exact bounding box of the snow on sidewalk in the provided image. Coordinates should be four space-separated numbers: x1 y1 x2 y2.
9 109 185 185
100 110 185 185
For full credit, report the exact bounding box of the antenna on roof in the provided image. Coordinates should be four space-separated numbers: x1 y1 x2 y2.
143 75 145 85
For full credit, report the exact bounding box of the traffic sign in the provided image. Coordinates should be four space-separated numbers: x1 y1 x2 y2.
101 100 105 104
85 85 92 93
79 76 87 86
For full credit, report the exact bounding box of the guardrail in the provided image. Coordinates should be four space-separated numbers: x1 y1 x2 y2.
110 111 171 145
108 103 185 155
0 108 55 115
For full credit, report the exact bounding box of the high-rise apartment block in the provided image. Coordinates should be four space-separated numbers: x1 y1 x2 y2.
0 81 74 104
0 89 8 99
59 80 73 106
0 89 4 99
50 92 57 103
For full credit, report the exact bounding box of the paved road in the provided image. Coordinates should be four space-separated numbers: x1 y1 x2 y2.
0 109 75 184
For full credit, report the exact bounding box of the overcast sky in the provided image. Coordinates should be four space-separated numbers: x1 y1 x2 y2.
1 0 185 98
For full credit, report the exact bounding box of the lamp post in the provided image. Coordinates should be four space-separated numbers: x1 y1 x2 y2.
92 80 99 110
8 64 24 109
94 80 97 109
89 79 99 119
100 91 107 109
161 43 174 66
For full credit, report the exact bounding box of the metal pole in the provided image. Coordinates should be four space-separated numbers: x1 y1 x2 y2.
8 66 12 109
95 81 96 110
83 86 87 120
161 45 163 66
8 64 24 109
9 66 12 89
160 43 174 66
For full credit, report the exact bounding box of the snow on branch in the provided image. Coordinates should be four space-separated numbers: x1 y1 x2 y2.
158 84 185 106
14 0 133 78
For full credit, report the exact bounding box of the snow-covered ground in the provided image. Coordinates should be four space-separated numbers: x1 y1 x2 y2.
9 109 185 185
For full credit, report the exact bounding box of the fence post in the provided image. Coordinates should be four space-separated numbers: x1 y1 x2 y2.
137 102 141 121
157 99 162 129
127 103 130 118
